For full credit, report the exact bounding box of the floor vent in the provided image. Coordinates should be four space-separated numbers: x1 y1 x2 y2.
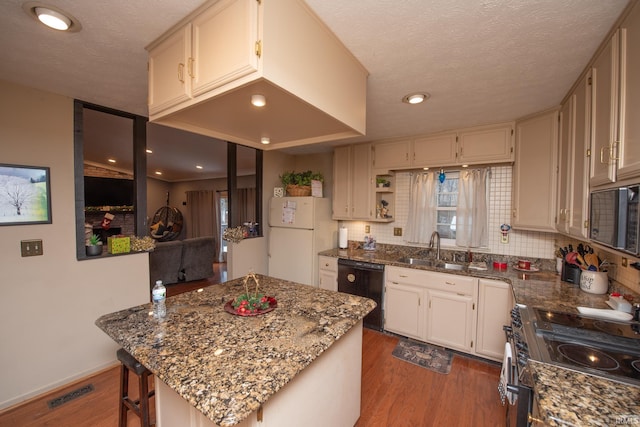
47 384 95 409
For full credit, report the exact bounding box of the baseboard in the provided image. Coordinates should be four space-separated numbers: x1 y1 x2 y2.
0 361 119 412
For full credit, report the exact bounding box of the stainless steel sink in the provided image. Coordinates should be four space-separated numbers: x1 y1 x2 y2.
399 257 436 267
439 262 465 271
399 258 465 270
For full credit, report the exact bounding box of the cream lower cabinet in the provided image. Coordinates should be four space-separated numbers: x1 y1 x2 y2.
425 289 475 353
318 256 338 292
384 281 423 340
384 266 478 354
476 279 513 362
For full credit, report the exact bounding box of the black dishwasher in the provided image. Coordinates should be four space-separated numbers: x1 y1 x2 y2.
337 258 384 330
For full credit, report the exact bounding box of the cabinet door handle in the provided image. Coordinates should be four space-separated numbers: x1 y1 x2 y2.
187 57 195 78
399 274 409 278
445 281 455 286
178 63 184 83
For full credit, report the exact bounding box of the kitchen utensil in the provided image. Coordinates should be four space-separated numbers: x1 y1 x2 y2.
579 271 609 294
584 253 599 270
565 252 578 265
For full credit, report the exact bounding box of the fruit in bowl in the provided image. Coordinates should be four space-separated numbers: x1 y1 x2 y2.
225 272 277 316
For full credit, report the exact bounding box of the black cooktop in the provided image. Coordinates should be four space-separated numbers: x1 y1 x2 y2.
530 308 640 385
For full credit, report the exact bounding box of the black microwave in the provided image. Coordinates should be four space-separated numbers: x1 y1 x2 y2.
589 185 639 255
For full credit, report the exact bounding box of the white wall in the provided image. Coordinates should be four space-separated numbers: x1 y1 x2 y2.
0 80 150 409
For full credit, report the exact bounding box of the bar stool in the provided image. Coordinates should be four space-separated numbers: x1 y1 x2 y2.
117 348 155 427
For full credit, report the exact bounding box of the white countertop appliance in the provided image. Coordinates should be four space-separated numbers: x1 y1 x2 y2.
268 197 337 286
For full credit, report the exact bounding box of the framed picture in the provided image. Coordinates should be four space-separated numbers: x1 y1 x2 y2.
0 163 52 226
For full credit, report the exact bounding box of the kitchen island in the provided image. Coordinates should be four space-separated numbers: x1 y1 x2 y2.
95 274 376 426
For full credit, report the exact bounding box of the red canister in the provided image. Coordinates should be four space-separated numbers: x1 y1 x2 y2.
493 261 507 270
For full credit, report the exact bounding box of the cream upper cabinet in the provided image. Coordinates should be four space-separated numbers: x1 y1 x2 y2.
457 123 514 164
618 3 640 181
372 139 411 170
318 256 337 292
590 31 619 187
513 110 559 232
475 279 513 362
148 24 193 115
332 144 373 220
568 75 591 238
412 133 458 167
371 124 512 173
556 75 590 239
556 100 572 234
189 0 259 97
146 0 368 149
148 0 258 116
332 146 351 220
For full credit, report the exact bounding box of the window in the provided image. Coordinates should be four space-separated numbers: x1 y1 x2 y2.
435 172 459 243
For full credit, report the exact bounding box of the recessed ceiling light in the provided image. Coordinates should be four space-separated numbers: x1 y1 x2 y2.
108 158 116 163
23 2 82 32
251 94 266 107
423 167 429 170
146 149 153 154
402 92 430 105
196 165 203 169
155 171 162 175
261 137 270 145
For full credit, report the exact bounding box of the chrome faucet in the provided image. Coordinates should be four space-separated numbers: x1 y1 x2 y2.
429 231 441 260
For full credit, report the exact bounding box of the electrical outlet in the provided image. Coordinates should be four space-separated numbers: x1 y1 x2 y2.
365 225 370 233
622 257 628 267
21 239 43 257
393 227 402 236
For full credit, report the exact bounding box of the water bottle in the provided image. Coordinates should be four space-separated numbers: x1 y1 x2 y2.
152 280 166 318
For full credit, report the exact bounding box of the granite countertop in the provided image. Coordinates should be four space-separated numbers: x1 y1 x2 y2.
319 247 640 426
95 274 375 426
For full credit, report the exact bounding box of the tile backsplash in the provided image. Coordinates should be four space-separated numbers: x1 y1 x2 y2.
340 166 555 259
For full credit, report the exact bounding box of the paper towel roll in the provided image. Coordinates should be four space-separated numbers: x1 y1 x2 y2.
339 227 348 249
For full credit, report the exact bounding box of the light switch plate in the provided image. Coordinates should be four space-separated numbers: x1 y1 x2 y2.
394 227 402 236
365 225 370 233
21 239 43 257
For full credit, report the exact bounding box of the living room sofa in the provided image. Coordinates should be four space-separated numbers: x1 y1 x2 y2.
149 236 216 288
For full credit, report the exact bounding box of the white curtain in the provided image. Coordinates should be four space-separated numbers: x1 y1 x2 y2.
456 168 489 248
405 172 437 244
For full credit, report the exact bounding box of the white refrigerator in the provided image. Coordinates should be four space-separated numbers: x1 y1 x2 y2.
268 197 337 286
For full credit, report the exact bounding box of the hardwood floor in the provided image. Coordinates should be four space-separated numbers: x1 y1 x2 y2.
0 267 506 427
356 330 504 427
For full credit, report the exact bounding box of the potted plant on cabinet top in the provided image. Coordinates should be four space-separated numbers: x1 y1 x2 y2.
280 170 323 196
86 233 103 256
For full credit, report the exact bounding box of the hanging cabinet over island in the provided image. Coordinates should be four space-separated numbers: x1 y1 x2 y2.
147 0 368 150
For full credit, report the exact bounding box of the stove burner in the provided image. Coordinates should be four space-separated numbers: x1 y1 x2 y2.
557 344 620 371
593 320 640 340
536 309 584 328
631 360 640 373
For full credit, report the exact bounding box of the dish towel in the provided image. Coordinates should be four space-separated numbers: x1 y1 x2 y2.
498 342 516 406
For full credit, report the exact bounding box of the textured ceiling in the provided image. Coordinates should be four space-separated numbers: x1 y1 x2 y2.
0 0 631 180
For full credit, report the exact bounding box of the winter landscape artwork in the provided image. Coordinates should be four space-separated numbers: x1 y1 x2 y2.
0 164 51 225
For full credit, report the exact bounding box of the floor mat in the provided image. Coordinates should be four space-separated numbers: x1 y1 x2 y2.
392 339 453 374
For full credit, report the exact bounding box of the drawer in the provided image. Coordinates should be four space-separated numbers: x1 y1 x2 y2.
424 271 476 295
319 255 338 272
386 266 476 295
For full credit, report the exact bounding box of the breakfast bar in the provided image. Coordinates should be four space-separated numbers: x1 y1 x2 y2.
95 274 376 426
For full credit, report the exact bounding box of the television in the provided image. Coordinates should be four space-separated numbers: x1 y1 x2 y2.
84 176 134 207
